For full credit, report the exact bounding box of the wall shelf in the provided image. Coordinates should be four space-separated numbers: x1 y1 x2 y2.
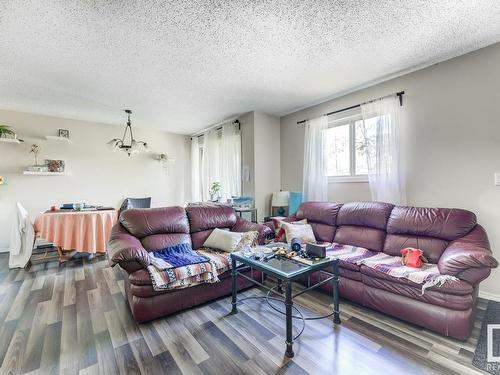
0 138 22 144
22 171 69 176
45 136 72 143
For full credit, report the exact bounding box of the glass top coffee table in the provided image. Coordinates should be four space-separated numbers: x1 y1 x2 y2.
230 251 341 358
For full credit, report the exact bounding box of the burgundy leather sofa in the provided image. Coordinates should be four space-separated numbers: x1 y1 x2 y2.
108 201 497 340
107 205 273 322
284 201 498 340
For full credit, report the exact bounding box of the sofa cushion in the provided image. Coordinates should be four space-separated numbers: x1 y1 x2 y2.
186 205 237 233
318 264 362 280
295 202 341 226
129 270 254 304
334 225 386 252
120 206 189 238
309 223 336 243
360 265 473 295
326 243 377 272
360 266 474 310
387 206 477 241
141 233 192 252
337 202 394 230
383 234 448 264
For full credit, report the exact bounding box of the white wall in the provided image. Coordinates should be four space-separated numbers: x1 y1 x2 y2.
280 42 500 298
0 110 190 250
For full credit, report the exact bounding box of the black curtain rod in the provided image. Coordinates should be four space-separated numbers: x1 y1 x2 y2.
296 91 405 125
190 119 241 140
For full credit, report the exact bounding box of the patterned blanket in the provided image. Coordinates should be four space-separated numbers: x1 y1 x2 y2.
148 248 232 291
357 252 459 294
327 243 377 263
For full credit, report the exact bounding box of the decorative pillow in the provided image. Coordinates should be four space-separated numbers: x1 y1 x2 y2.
234 231 259 252
273 218 308 241
272 218 307 231
281 222 316 245
203 228 243 252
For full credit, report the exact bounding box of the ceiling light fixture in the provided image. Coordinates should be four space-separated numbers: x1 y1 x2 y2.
107 110 148 156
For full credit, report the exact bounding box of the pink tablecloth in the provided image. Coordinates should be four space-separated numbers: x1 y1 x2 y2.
34 210 118 253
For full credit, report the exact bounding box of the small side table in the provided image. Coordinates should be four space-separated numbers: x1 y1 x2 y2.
234 208 257 223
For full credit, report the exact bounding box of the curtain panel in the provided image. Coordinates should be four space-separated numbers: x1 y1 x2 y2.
303 115 328 201
190 137 201 201
360 96 406 205
192 121 241 202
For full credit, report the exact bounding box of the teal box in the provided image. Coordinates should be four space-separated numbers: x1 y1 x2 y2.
288 192 303 215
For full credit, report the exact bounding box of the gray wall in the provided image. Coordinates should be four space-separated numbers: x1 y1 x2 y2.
280 42 500 298
254 111 281 221
240 111 281 221
240 111 255 198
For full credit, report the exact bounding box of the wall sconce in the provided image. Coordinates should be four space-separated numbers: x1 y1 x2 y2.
156 154 176 163
156 154 176 174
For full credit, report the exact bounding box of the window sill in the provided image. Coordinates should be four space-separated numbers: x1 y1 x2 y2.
328 176 369 183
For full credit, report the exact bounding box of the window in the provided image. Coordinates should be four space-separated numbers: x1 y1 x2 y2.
323 112 377 181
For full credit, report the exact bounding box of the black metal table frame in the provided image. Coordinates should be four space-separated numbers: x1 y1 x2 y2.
230 256 341 358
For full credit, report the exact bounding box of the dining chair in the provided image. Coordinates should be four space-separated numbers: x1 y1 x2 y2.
9 202 61 269
9 202 34 268
118 197 152 216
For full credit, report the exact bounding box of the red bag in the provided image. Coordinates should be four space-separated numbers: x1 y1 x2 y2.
400 248 428 268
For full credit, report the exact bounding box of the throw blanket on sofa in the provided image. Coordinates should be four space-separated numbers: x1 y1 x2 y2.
356 252 459 294
148 248 232 291
327 243 377 264
149 243 209 269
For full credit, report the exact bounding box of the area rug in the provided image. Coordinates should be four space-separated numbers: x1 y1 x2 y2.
473 301 500 374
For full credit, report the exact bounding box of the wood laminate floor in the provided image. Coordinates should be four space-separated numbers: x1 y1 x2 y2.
0 253 487 375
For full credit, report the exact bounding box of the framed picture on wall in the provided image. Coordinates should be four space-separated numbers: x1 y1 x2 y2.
58 129 70 139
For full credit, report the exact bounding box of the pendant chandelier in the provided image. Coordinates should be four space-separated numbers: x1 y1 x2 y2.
107 110 148 156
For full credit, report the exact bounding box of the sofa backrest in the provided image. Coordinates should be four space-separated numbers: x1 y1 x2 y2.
334 202 394 251
384 206 477 263
186 205 238 249
295 201 478 263
295 202 341 242
119 206 191 251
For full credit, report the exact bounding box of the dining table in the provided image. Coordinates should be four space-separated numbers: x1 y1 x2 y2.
34 208 118 261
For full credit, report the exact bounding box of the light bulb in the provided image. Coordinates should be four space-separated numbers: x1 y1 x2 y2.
106 139 119 152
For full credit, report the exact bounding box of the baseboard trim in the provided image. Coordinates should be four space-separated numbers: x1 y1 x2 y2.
479 291 500 302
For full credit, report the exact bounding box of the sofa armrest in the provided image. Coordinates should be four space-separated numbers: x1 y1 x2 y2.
107 223 150 273
438 225 498 284
231 217 274 244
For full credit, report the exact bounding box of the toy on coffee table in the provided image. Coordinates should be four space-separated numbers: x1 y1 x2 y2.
275 248 296 259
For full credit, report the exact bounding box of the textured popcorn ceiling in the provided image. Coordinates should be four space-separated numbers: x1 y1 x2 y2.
1 1 500 134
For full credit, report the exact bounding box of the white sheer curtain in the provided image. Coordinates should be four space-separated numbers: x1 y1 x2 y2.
220 122 241 200
360 96 406 205
190 137 201 201
201 130 220 200
303 115 328 201
194 121 241 202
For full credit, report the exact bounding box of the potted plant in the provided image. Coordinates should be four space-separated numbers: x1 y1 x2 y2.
209 182 222 202
0 125 16 139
